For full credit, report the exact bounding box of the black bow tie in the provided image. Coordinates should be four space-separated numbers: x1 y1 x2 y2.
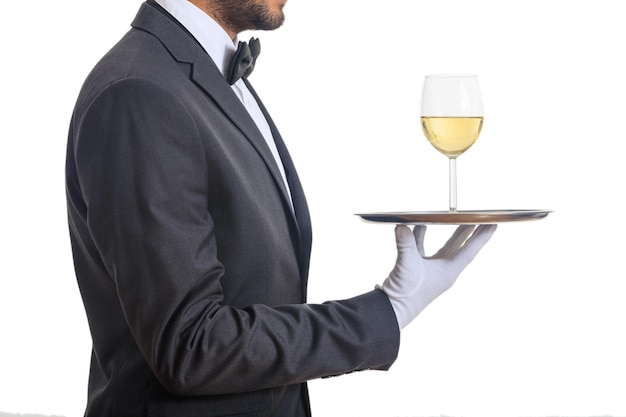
226 38 261 85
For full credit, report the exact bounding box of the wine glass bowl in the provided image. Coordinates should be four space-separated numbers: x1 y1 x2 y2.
421 116 483 158
420 74 484 212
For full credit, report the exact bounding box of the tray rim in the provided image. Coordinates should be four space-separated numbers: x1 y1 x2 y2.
356 209 553 225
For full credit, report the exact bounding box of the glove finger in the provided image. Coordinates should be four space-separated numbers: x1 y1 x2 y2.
412 225 427 257
395 224 416 252
454 224 497 265
435 225 476 258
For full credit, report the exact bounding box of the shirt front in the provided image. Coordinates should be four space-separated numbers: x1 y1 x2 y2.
154 0 292 207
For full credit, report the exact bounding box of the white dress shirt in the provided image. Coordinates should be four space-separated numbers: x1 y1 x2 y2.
154 0 293 207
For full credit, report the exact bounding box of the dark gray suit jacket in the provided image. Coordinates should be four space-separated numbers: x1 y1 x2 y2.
65 2 400 416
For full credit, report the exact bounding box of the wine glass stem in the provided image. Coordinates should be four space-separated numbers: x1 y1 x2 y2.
449 157 457 212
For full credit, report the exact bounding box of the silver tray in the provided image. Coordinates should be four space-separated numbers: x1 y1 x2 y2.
356 210 552 225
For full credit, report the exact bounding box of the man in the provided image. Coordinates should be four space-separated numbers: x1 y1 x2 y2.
65 0 497 415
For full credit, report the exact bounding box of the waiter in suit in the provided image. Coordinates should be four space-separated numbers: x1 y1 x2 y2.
65 0 497 415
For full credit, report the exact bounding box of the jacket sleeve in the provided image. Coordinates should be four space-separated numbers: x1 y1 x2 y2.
69 77 400 396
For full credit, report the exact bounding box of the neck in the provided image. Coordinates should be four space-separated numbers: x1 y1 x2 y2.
187 0 238 40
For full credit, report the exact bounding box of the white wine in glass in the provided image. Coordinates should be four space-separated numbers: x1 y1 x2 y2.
420 74 484 212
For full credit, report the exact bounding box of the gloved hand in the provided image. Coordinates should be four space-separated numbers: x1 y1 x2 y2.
379 224 497 329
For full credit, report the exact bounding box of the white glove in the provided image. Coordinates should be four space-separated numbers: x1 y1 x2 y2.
379 224 497 329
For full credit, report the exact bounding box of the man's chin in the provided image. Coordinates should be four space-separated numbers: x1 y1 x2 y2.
257 13 285 31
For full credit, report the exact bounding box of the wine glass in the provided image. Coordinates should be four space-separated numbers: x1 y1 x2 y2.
420 74 484 212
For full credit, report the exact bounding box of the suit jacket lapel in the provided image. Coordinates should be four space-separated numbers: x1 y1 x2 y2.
132 2 294 220
132 2 311 291
245 81 313 297
189 64 296 214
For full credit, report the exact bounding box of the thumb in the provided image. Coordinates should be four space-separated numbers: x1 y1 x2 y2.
395 224 417 253
391 224 419 277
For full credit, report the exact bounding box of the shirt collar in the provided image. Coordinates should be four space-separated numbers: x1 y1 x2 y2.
154 0 237 77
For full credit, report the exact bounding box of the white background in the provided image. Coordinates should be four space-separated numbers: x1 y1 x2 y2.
1 1 624 416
